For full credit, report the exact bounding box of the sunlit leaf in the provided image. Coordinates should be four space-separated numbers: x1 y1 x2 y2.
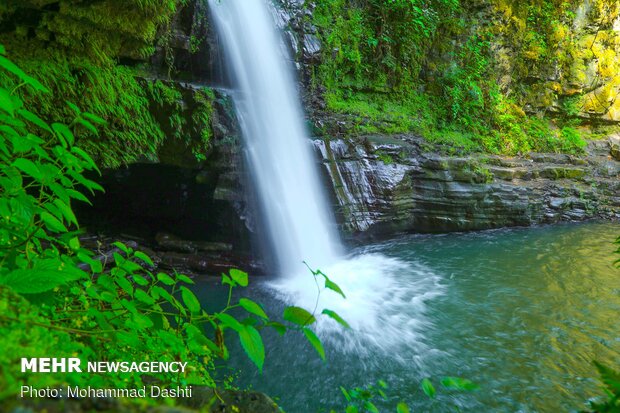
238 325 265 372
229 268 248 287
239 298 269 320
396 402 410 413
180 286 201 313
302 327 325 361
322 309 350 329
325 278 346 298
18 109 52 133
216 313 243 333
134 251 154 267
283 306 316 326
441 377 479 391
421 378 436 398
40 211 67 232
0 268 80 294
12 158 41 180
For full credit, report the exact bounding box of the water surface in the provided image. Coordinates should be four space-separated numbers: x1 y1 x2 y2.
199 222 620 412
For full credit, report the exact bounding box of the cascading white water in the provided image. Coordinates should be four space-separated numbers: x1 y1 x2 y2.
209 0 443 353
208 0 341 276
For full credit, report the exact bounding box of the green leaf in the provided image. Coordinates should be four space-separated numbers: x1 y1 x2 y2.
82 112 106 124
229 268 248 287
0 55 27 83
112 241 130 254
302 327 325 361
12 158 41 180
18 109 52 133
345 406 358 413
239 298 269 320
266 321 287 335
70 146 100 174
0 88 15 116
134 251 154 267
441 377 479 391
115 276 133 296
40 211 67 232
0 268 80 294
77 251 103 273
135 289 155 305
216 313 244 333
53 199 77 226
0 45 5 55
151 286 174 304
52 122 74 146
238 325 265 372
421 378 436 398
132 275 150 286
594 361 620 394
66 189 91 204
321 309 350 329
180 286 201 313
396 402 410 413
340 386 351 402
177 273 194 284
157 272 175 285
283 306 316 326
363 402 379 413
76 118 98 135
66 101 81 115
325 278 346 298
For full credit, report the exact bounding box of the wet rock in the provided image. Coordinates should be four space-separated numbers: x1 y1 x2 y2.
315 135 620 240
610 134 620 161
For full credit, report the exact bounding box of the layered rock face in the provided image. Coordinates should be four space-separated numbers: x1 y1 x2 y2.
316 135 620 239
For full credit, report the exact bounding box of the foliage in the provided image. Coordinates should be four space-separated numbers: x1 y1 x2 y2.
582 362 620 412
0 0 185 64
330 376 478 412
0 50 343 405
309 0 612 156
0 0 215 168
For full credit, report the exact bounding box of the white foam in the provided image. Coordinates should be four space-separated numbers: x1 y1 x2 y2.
266 253 444 360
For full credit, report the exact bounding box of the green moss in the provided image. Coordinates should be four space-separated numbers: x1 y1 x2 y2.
0 51 163 167
0 0 220 167
310 0 617 156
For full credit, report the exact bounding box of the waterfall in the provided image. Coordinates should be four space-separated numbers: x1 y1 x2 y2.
208 0 442 355
208 0 342 276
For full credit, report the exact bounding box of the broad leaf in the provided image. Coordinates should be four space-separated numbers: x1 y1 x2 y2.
441 377 479 391
421 378 436 398
229 268 248 287
396 402 410 413
283 306 316 326
135 289 155 305
238 325 265 372
52 122 74 146
322 309 350 329
18 109 52 133
180 286 201 313
325 278 346 298
134 251 154 267
157 272 175 286
216 313 244 333
13 158 41 180
0 268 80 294
302 327 325 361
239 298 268 320
40 211 67 232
